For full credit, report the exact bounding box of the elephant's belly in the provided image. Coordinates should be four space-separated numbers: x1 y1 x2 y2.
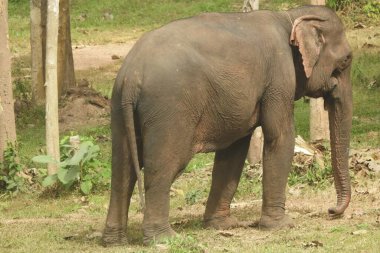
192 103 261 153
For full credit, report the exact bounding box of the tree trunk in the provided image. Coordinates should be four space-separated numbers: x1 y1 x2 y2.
30 0 46 104
45 0 60 175
0 0 17 160
309 0 329 142
57 0 75 97
30 0 75 104
311 0 325 5
243 0 259 12
310 98 330 141
247 127 263 165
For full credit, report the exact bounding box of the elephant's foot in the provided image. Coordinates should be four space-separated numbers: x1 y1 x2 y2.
143 224 177 245
102 226 128 247
257 214 294 230
204 215 252 230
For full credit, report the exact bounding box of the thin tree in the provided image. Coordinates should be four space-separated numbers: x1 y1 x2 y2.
309 0 329 141
30 0 46 103
30 0 75 104
0 0 17 160
57 0 75 95
45 0 60 175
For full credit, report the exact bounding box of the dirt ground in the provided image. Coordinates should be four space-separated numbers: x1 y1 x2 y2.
73 42 135 71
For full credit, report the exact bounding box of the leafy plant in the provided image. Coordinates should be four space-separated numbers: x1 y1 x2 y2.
326 0 355 10
289 153 333 188
363 1 380 18
0 143 25 194
32 135 110 195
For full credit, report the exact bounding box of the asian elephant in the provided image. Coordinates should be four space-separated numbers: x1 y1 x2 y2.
102 5 353 245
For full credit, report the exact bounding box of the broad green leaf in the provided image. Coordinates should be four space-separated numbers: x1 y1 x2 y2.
82 144 100 164
64 167 80 184
6 182 17 190
80 180 93 195
67 141 92 166
32 155 58 164
57 167 79 185
57 168 69 184
42 174 58 187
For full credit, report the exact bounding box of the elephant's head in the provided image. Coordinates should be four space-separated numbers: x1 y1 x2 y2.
288 6 353 217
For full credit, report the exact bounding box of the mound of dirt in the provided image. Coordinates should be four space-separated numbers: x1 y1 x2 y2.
59 85 110 132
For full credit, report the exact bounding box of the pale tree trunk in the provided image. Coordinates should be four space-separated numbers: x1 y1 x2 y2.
311 0 325 5
242 0 259 12
242 0 263 165
0 0 17 161
45 0 60 175
310 0 329 142
30 0 75 104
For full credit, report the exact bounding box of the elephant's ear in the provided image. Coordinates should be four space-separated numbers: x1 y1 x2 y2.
290 15 326 78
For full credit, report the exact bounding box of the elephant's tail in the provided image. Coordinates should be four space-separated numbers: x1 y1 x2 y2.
122 100 145 211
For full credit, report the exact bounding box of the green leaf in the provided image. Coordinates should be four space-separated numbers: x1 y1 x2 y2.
42 174 58 187
67 142 92 166
32 155 58 164
80 180 93 195
82 144 100 164
57 167 79 185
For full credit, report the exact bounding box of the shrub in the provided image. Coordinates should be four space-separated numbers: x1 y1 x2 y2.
33 135 110 195
0 143 25 194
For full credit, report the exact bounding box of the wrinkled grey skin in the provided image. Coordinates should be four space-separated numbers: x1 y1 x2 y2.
102 5 352 246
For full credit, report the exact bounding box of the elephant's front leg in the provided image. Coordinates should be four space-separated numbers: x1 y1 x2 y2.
259 94 295 229
204 135 251 229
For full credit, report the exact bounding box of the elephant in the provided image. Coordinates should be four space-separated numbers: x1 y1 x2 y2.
102 5 353 246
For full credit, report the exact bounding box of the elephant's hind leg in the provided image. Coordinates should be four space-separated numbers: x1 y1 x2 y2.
102 116 138 246
142 125 193 245
204 135 251 229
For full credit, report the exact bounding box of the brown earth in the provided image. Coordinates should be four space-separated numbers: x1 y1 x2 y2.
59 42 135 132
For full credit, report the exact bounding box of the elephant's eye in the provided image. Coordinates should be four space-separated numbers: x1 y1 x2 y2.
337 53 352 71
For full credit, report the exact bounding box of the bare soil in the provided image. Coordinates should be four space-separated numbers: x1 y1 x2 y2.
73 42 135 71
58 42 135 132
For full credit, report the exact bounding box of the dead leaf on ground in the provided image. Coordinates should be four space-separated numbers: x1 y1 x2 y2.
171 218 190 226
217 231 235 237
362 42 378 48
111 54 120 60
354 23 367 29
302 240 323 248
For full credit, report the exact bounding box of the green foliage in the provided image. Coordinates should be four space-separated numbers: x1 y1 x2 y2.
289 163 332 188
363 1 380 18
350 53 380 148
326 0 355 10
185 189 203 205
0 144 25 194
32 135 110 195
185 153 214 172
289 143 334 187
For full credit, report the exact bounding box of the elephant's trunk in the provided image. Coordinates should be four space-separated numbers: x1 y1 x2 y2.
326 67 352 217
